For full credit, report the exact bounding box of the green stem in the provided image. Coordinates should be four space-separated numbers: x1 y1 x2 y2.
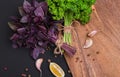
64 12 73 45
64 12 72 26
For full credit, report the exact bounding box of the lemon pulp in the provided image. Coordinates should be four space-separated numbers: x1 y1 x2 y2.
49 62 65 77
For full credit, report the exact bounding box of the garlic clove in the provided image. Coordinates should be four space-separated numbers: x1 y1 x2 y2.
35 58 43 71
83 38 93 49
88 30 98 37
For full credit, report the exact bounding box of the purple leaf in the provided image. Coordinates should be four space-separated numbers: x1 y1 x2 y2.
33 17 39 23
38 41 43 46
38 41 49 48
48 25 58 40
38 26 47 33
33 0 39 7
39 2 48 14
18 7 26 16
10 16 19 22
17 28 26 34
12 43 18 48
32 47 45 60
34 6 44 19
27 37 35 44
37 31 48 40
20 15 28 23
17 41 23 47
8 22 17 31
10 33 19 40
23 0 31 13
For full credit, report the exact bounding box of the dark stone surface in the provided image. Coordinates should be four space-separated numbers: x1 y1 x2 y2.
0 0 72 77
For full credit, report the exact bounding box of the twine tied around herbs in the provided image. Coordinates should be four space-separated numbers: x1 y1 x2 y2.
54 24 64 55
54 21 78 55
54 36 63 55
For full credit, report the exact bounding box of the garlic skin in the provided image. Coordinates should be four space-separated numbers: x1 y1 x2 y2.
88 30 98 37
35 58 43 71
83 38 93 49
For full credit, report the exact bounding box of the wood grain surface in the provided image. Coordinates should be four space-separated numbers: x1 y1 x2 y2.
64 0 120 77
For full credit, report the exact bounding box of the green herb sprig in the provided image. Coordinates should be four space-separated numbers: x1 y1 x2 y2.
47 0 96 45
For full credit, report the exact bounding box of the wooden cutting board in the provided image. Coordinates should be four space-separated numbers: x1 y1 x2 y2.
64 0 120 77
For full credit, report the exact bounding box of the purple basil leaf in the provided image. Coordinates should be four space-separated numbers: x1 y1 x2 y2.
10 16 19 22
39 2 48 14
34 6 44 19
10 33 19 40
20 15 28 23
30 26 38 34
17 41 23 47
37 31 48 40
38 41 43 46
18 7 26 16
27 37 35 44
8 22 17 31
12 43 18 48
32 48 40 60
38 41 49 48
25 37 35 48
17 27 26 34
38 26 47 33
33 0 39 7
23 0 31 13
33 17 39 23
32 47 45 60
48 26 58 40
49 37 57 43
42 41 49 48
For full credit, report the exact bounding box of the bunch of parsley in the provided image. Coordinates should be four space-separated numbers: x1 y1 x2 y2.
47 0 96 45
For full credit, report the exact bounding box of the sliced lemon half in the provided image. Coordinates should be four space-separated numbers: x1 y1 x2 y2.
49 62 65 77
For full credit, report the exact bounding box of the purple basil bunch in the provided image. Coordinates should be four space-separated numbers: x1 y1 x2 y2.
8 0 76 60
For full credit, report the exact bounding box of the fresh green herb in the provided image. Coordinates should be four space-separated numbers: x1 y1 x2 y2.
47 0 96 45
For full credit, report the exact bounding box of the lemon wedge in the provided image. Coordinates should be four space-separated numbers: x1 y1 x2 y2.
49 62 65 77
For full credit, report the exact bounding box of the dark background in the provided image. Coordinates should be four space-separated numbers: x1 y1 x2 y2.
0 0 71 77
